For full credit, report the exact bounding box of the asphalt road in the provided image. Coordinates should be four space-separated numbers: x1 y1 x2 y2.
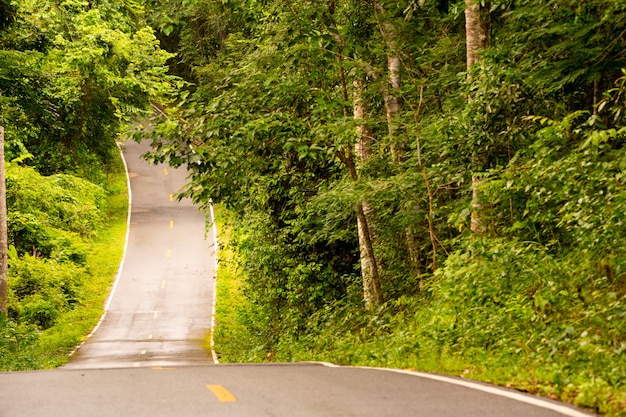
0 364 593 417
0 140 595 417
65 139 216 369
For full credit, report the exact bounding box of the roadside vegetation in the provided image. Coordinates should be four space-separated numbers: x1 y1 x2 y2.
214 207 625 416
145 1 626 416
0 157 128 370
0 0 174 369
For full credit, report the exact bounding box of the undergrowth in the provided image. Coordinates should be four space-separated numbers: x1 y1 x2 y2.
214 211 626 417
0 150 128 370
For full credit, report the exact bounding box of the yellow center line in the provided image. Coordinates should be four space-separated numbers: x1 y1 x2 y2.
163 168 169 176
170 220 174 229
206 385 237 403
161 280 166 289
167 248 171 258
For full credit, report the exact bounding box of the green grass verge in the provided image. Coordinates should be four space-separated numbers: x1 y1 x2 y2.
210 205 262 361
0 150 128 370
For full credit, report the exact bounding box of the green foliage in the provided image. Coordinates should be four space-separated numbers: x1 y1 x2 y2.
146 0 626 414
1 0 177 180
0 149 129 370
6 163 105 260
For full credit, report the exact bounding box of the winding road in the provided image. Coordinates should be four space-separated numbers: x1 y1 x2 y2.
0 140 594 417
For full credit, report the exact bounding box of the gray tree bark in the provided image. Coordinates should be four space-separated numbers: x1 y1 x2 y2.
353 80 383 307
465 0 488 234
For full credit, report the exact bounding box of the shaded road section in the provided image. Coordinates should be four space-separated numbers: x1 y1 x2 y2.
65 139 216 369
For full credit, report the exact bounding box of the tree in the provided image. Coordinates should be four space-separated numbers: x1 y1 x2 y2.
0 0 177 179
351 77 383 306
465 0 488 234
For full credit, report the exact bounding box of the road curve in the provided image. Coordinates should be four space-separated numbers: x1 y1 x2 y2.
64 139 216 369
0 140 595 417
0 364 594 417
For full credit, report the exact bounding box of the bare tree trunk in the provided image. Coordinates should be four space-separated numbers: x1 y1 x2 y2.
328 1 383 306
356 202 383 306
375 0 403 163
0 126 8 317
465 0 487 234
465 0 487 69
352 79 383 307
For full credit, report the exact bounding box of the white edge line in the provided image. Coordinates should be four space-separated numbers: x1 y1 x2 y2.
208 201 219 364
67 142 132 359
317 363 595 417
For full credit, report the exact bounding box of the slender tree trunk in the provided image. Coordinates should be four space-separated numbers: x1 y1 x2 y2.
327 2 383 307
0 126 8 317
375 0 403 163
352 79 383 307
465 0 487 69
356 202 383 306
465 0 487 234
375 2 427 276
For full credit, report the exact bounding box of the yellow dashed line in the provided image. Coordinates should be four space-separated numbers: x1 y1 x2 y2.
170 220 174 229
167 249 171 258
163 168 169 176
161 280 166 289
207 385 237 403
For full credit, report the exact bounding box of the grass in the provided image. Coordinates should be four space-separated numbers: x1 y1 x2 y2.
209 205 261 362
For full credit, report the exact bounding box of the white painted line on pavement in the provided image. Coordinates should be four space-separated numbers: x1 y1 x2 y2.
66 143 133 359
361 366 595 417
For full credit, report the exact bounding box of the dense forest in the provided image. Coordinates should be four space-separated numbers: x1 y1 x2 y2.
1 0 625 415
142 0 626 414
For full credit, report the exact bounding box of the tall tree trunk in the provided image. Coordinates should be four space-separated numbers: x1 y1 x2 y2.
465 0 487 69
375 0 403 163
375 3 425 273
465 0 488 234
327 1 384 307
352 79 383 307
0 126 8 317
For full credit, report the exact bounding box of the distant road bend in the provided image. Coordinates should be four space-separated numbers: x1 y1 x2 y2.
0 139 595 417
